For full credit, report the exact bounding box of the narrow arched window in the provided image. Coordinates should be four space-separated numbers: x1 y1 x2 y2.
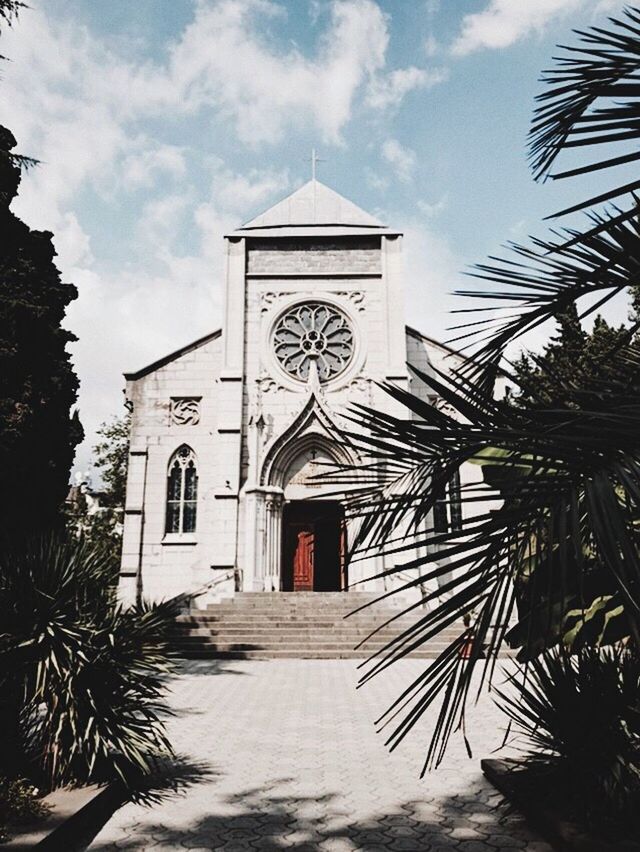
433 468 462 534
165 445 198 533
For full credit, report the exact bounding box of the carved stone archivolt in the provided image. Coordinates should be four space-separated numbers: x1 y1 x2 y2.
170 397 201 426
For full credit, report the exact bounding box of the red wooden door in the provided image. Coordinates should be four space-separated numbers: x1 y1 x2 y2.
293 527 314 591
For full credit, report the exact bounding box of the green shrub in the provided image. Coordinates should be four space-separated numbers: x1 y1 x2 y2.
0 535 176 790
498 646 640 828
0 776 49 842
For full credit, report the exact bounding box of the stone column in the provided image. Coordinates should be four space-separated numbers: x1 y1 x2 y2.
264 491 284 591
243 489 267 591
213 236 246 573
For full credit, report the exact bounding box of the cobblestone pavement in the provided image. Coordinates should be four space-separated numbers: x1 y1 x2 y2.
90 660 551 851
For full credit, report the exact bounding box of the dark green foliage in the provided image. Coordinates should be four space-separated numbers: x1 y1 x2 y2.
512 305 635 406
0 535 175 790
0 776 48 843
93 410 131 509
0 126 82 539
65 410 131 566
497 647 640 828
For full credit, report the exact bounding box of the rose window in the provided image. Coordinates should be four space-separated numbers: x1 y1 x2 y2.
273 302 354 382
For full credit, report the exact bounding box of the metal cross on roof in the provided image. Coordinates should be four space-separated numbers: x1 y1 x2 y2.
310 148 325 181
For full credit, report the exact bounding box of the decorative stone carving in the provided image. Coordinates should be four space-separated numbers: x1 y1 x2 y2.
170 397 200 426
434 396 457 419
257 374 286 394
346 376 371 398
260 291 280 313
335 290 365 311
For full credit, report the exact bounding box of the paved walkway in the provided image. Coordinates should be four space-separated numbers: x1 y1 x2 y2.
91 660 551 851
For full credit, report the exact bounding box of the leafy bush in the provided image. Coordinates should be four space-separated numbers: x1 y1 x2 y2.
0 535 176 790
0 776 48 842
497 646 640 828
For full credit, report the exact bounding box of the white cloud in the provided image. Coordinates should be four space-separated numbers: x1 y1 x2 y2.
451 0 582 56
417 195 448 218
365 167 389 192
402 220 462 342
122 144 186 188
208 163 290 214
381 139 416 183
365 66 445 109
167 0 426 145
424 35 439 58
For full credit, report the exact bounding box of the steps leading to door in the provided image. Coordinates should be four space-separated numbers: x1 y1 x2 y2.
170 591 467 659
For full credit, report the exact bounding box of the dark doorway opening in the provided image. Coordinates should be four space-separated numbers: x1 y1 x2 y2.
281 500 346 592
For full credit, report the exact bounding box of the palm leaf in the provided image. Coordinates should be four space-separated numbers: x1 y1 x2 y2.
529 6 640 234
330 359 640 769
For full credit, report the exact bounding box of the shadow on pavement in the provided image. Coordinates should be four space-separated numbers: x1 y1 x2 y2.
88 781 543 851
170 658 253 677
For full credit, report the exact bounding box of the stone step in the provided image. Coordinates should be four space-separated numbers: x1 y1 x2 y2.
173 622 462 638
173 648 442 660
175 642 452 657
172 592 464 660
176 614 438 624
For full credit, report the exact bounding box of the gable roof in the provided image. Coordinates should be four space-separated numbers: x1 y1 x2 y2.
124 329 222 381
228 179 400 238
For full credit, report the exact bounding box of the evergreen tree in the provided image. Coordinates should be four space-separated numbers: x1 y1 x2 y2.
93 410 130 509
513 303 637 407
0 127 82 538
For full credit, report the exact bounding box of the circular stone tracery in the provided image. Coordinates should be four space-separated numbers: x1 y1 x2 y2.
272 302 355 382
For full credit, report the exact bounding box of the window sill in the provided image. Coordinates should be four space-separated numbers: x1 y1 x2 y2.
162 534 198 545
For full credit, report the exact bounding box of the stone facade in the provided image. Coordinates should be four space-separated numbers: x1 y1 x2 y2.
119 180 481 607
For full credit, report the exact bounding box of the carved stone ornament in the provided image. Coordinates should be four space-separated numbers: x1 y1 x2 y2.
170 397 201 426
334 290 365 311
257 374 286 394
434 396 457 419
347 376 370 397
260 291 280 313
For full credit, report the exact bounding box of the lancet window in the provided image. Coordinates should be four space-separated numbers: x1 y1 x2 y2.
165 445 198 534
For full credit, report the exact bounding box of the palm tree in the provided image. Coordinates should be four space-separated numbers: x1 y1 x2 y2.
338 7 640 774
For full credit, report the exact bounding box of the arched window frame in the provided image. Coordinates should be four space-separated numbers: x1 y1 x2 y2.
433 468 463 535
165 445 198 535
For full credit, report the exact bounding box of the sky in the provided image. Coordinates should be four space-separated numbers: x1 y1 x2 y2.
0 0 627 478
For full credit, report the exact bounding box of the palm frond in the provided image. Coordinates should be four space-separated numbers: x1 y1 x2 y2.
329 362 640 769
529 6 640 232
451 204 640 368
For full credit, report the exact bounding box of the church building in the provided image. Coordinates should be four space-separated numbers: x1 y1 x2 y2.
119 180 475 606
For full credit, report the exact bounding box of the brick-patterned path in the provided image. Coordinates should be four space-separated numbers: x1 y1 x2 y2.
90 660 551 851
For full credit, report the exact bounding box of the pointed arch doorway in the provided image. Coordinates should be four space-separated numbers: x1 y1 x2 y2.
260 427 350 592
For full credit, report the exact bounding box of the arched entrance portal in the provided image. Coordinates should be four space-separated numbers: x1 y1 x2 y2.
257 426 351 592
280 442 347 592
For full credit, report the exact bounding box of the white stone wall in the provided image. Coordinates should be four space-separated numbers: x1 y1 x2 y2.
120 332 236 605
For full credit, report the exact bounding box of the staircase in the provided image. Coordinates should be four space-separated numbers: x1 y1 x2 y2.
171 591 466 659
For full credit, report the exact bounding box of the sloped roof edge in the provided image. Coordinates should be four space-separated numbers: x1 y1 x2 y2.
235 179 385 232
406 325 466 362
124 329 222 381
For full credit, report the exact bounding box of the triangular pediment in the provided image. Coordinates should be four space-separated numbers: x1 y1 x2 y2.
238 180 385 230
